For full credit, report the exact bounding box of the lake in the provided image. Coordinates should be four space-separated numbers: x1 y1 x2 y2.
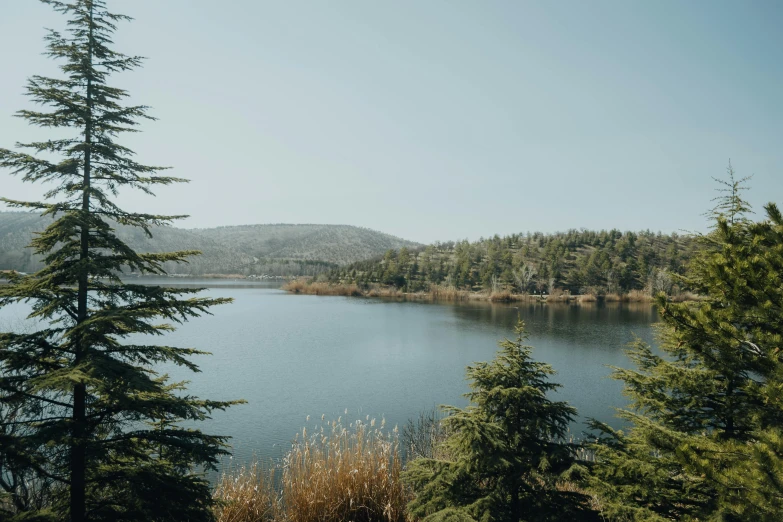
0 279 659 465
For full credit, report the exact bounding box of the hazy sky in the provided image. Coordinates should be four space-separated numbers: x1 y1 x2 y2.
1 1 781 244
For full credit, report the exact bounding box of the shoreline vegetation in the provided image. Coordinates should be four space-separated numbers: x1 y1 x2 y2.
282 279 699 303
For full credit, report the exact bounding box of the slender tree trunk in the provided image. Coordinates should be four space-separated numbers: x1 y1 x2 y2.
72 4 94 520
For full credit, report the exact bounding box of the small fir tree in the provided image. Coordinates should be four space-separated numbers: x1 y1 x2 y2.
404 321 597 522
0 1 240 521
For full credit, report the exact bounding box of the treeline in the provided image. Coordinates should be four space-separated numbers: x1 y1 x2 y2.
325 228 697 296
243 258 338 278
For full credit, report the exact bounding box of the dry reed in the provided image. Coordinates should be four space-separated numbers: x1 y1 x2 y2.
213 460 279 522
427 285 470 301
282 419 408 522
488 290 513 302
215 419 409 522
548 288 567 300
366 286 403 298
625 289 651 302
578 293 598 303
669 291 701 303
282 279 363 297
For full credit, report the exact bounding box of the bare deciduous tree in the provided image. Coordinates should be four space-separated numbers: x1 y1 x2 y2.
651 268 673 295
513 264 537 294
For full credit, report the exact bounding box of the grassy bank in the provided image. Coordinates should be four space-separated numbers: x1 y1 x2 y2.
281 279 690 303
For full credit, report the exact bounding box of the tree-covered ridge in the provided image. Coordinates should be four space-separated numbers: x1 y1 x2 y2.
0 212 420 275
326 228 697 296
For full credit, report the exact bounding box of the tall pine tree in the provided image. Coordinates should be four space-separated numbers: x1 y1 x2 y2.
588 172 783 520
0 1 240 520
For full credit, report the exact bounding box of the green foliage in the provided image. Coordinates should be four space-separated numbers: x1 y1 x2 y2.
404 322 597 522
588 190 783 519
329 229 695 295
0 1 241 520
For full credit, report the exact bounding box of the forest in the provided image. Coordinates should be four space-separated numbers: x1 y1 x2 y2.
324 228 697 298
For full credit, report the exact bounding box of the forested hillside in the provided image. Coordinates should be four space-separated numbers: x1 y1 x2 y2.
326 228 697 296
0 212 419 276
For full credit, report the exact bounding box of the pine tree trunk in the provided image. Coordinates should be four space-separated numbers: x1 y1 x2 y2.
71 4 95 520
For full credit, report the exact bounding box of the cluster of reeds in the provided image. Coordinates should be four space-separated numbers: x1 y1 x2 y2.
214 418 409 522
488 289 513 302
578 293 598 303
281 279 363 297
283 417 407 522
213 460 279 522
366 286 403 298
401 409 450 461
668 291 701 302
427 285 470 301
623 289 649 302
551 288 575 300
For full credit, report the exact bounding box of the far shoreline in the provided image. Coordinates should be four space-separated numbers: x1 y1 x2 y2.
281 279 698 304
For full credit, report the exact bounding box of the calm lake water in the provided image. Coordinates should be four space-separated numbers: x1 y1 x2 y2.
0 279 658 464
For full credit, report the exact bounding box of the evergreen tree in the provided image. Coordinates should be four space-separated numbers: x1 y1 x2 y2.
404 321 597 522
705 160 753 225
588 181 783 519
0 1 240 520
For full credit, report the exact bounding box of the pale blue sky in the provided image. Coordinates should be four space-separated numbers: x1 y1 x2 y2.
1 1 781 243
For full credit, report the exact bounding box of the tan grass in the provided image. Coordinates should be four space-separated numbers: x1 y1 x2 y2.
578 293 597 303
366 286 403 298
428 285 470 301
625 289 651 302
603 293 622 302
547 288 566 300
282 419 408 522
282 279 363 297
215 419 409 522
669 291 701 303
488 290 513 302
282 278 309 293
214 460 279 522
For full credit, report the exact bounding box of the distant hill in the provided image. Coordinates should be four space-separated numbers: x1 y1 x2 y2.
0 213 420 276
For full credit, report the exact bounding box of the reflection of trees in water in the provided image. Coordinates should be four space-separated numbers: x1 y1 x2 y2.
448 301 658 346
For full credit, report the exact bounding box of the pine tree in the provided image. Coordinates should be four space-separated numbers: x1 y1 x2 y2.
705 160 753 225
0 1 240 520
404 321 597 522
587 176 783 519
